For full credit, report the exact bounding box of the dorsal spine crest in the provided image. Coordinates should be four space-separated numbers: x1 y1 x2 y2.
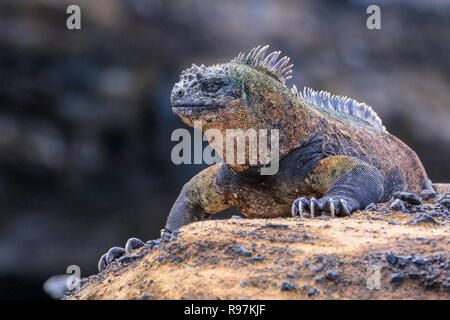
291 85 386 131
233 44 293 85
233 44 385 131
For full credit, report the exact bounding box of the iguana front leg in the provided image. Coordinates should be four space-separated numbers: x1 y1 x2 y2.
162 163 230 236
98 164 229 271
292 156 384 218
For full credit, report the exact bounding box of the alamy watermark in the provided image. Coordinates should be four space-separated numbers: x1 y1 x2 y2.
171 121 280 175
366 5 381 30
66 264 81 290
66 5 81 30
65 4 380 31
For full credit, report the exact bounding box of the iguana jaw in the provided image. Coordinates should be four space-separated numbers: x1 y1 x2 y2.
171 97 226 116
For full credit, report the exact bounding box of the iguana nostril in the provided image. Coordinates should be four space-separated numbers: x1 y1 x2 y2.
176 88 185 97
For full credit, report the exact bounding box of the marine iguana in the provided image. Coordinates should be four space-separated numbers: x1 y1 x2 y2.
98 45 433 271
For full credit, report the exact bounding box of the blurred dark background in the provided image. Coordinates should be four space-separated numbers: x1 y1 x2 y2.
0 0 448 299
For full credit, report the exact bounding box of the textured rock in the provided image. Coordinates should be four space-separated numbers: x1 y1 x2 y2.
66 199 450 300
420 190 436 201
390 199 407 212
393 192 421 205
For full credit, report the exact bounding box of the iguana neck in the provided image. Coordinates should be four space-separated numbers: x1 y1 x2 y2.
202 96 327 173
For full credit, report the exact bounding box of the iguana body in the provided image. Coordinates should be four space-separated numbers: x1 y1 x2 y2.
164 44 432 228
98 45 433 271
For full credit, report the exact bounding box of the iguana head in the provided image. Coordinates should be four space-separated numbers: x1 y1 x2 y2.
170 63 244 126
170 45 295 132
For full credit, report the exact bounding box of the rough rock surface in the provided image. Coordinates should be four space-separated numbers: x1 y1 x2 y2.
66 190 450 300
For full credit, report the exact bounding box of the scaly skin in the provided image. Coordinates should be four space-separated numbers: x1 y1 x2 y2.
98 45 433 271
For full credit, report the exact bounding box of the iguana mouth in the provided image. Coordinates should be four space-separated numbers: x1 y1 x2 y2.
172 105 220 115
172 98 226 115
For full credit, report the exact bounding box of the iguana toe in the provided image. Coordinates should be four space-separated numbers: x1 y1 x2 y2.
292 195 357 218
318 195 357 217
98 253 107 272
106 247 126 265
97 246 126 272
292 197 310 218
125 237 145 254
339 198 351 216
98 239 146 272
310 197 318 218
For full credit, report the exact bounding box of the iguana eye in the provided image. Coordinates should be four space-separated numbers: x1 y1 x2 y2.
176 88 185 97
204 83 220 92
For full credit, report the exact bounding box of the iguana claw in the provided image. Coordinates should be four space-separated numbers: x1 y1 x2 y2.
98 238 145 272
125 238 145 254
292 197 309 218
106 247 125 265
291 195 356 218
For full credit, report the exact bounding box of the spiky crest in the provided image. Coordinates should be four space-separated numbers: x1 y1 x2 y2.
232 44 293 85
291 85 386 131
233 45 385 131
